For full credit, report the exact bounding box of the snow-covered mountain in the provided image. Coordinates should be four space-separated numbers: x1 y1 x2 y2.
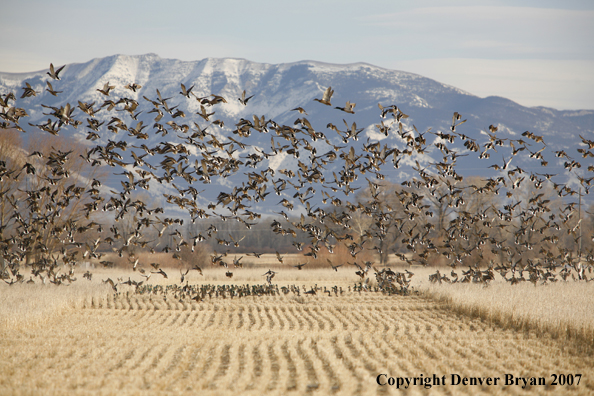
3 53 592 136
1 53 593 214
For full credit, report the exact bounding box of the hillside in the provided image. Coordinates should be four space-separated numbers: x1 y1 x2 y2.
1 54 593 213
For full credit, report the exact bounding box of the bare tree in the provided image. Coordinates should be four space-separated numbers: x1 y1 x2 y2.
1 132 106 283
0 129 27 279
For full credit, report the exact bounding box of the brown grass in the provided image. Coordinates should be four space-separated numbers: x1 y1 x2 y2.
425 279 594 352
1 265 593 395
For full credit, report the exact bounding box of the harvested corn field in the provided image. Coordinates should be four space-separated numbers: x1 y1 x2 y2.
2 288 593 395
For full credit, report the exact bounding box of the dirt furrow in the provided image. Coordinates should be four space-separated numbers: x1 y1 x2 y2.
330 335 365 395
281 305 299 330
247 305 257 331
245 343 264 391
296 338 320 392
310 338 342 392
204 343 231 390
271 305 285 329
237 306 245 329
281 340 299 391
266 341 280 391
263 306 276 330
294 305 315 331
327 306 350 330
224 342 244 388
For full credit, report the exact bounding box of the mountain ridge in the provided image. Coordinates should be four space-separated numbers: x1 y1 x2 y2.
1 53 593 213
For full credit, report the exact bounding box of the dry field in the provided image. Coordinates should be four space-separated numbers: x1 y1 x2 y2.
1 267 593 395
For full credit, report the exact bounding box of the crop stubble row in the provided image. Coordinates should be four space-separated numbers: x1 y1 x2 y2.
1 294 593 395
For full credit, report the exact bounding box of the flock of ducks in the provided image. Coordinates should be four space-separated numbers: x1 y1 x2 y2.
0 62 593 292
124 281 395 303
130 282 351 302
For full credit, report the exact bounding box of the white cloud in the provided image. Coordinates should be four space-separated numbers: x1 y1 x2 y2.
390 59 594 110
362 6 594 59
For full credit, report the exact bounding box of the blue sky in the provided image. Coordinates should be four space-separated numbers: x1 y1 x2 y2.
1 0 592 109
